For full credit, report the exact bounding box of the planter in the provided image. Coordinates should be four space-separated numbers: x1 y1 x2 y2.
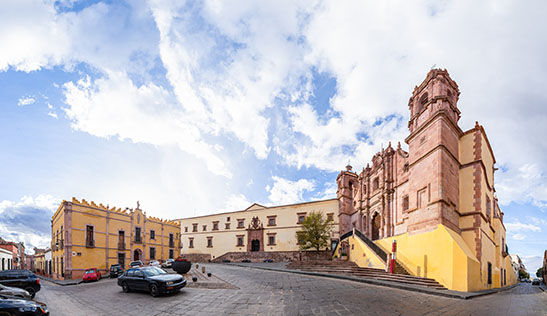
172 260 192 274
340 255 348 261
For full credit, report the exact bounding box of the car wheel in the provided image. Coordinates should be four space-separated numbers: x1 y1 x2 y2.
149 284 160 297
121 282 130 293
25 287 36 299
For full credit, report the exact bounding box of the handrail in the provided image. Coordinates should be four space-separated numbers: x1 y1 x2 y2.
354 229 388 262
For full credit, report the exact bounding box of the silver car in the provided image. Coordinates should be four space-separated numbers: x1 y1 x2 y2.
0 284 32 300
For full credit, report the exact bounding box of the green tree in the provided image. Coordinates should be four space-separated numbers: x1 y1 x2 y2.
518 269 529 280
296 212 333 252
537 267 543 278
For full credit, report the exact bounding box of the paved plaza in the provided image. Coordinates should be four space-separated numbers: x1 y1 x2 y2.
35 264 546 316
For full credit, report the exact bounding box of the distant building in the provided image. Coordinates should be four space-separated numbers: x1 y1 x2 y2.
34 248 48 275
0 248 11 270
510 254 525 276
51 198 181 280
543 250 546 285
0 239 25 269
178 200 339 262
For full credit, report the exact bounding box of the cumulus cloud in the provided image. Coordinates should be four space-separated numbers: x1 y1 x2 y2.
218 194 252 213
0 195 61 251
17 96 35 106
505 222 541 233
266 176 315 205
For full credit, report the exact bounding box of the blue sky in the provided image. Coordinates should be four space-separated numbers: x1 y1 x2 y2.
0 0 546 274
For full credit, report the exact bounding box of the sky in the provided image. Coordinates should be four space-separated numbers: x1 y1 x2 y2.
0 0 545 274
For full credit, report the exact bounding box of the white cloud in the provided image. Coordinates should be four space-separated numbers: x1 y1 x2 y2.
0 195 61 251
266 176 315 205
520 255 543 275
17 96 35 106
511 234 525 241
218 194 252 213
505 222 541 233
47 112 58 119
62 71 231 178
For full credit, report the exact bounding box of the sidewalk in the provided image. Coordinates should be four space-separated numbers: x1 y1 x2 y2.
39 275 82 286
540 282 547 292
222 262 519 300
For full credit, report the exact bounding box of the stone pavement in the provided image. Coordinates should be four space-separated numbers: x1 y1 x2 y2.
35 263 547 316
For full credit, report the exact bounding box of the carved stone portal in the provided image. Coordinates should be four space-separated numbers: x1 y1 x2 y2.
247 216 264 252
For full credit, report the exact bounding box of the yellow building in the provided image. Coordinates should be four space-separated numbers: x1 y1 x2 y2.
177 199 339 262
51 198 181 280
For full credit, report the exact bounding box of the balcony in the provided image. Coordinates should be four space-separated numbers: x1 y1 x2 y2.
118 243 125 250
86 240 95 248
169 241 175 248
60 240 64 249
134 236 142 244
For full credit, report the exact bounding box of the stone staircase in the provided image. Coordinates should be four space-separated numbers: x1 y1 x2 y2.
286 260 446 289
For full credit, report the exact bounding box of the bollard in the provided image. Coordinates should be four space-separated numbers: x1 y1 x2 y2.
390 240 397 274
202 266 206 274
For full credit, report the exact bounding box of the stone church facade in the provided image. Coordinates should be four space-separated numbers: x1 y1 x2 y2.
336 69 516 291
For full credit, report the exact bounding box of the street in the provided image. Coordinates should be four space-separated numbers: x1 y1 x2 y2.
35 264 547 316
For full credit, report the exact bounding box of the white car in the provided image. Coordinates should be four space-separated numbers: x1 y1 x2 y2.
148 260 161 267
161 259 175 268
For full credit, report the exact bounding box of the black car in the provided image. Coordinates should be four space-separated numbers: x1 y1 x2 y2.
0 270 40 299
117 267 186 297
0 295 48 315
109 264 124 278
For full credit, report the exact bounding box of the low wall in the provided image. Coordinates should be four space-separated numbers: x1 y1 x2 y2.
212 251 331 263
179 253 212 263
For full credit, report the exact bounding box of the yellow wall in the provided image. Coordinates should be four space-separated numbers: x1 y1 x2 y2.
51 198 181 279
335 235 385 269
179 199 339 259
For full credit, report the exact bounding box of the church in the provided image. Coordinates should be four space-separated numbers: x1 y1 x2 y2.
178 69 517 292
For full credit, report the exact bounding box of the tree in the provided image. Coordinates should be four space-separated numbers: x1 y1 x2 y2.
537 267 543 278
518 269 529 280
296 212 333 252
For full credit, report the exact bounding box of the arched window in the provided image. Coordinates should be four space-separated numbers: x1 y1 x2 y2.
420 92 428 105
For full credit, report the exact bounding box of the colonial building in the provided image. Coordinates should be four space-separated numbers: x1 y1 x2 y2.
0 248 12 271
0 238 25 269
334 69 516 291
178 199 339 262
51 198 181 280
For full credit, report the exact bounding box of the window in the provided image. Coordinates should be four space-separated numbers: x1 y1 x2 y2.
86 225 94 247
327 213 334 222
267 234 276 246
150 247 156 260
402 195 409 211
226 216 230 222
135 227 142 243
225 223 231 230
192 223 198 232
189 238 194 248
213 221 219 231
118 253 125 268
373 177 379 191
237 219 245 228
487 262 492 285
184 226 188 232
202 225 207 231
236 235 244 247
297 213 306 224
118 231 125 250
150 230 155 240
169 249 174 259
169 233 174 248
207 237 213 248
418 188 427 208
267 216 276 226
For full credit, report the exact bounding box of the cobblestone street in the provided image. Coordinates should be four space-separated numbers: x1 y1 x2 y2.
35 264 546 316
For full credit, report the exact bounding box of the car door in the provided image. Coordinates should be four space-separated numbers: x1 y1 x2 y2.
133 270 147 291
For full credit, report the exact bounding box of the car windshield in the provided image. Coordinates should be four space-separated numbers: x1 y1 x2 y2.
85 270 95 274
143 267 166 277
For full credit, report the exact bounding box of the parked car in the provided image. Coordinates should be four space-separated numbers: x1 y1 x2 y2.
129 260 144 268
0 284 32 300
109 264 124 278
148 260 161 267
532 278 540 285
0 295 49 315
117 267 187 297
161 259 175 268
82 268 101 282
0 270 41 299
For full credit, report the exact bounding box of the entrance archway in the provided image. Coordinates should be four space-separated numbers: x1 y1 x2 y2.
371 213 381 241
251 239 260 252
133 249 142 261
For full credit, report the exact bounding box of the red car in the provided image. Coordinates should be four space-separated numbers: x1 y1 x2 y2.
83 268 101 282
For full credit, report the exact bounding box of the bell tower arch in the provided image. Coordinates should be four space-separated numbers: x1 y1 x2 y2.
337 165 358 235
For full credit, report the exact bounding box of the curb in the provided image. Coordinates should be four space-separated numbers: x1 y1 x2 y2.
221 263 519 300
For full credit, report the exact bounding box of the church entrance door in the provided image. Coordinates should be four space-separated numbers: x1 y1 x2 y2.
251 239 260 252
371 213 381 241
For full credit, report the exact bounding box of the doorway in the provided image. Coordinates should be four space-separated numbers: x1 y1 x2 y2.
251 239 260 252
133 249 141 261
371 213 381 240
